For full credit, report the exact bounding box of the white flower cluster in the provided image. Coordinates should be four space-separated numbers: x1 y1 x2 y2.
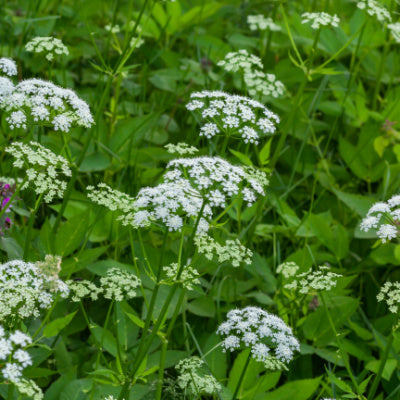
388 22 400 43
5 141 71 203
186 91 280 144
100 267 140 301
67 268 140 302
0 57 17 77
165 156 266 206
377 281 400 313
284 266 342 294
357 0 391 22
103 397 125 400
0 259 69 322
163 263 200 290
301 12 340 29
360 195 400 243
217 51 285 100
87 180 212 233
105 24 121 33
217 306 300 370
247 15 281 31
0 77 93 131
165 142 199 155
0 326 36 384
176 357 221 395
194 235 252 267
217 50 263 73
276 261 299 279
25 36 69 61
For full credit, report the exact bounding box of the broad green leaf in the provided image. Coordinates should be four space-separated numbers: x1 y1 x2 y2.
257 378 321 400
55 212 90 257
43 311 78 338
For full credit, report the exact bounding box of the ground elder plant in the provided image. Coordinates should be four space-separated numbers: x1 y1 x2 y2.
0 1 400 399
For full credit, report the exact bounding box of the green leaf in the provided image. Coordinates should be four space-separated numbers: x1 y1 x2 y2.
187 296 216 318
258 378 321 400
79 152 110 172
55 212 90 257
229 149 253 166
43 311 78 338
365 358 397 381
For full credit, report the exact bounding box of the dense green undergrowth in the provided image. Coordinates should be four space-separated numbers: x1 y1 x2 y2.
0 0 400 399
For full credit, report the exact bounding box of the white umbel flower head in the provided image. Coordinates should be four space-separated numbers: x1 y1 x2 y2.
87 179 212 234
0 58 17 76
357 0 391 22
25 36 69 61
0 258 69 322
377 281 400 313
0 78 94 131
164 156 267 206
5 141 71 203
247 15 281 31
176 357 221 395
301 12 340 29
360 195 400 243
187 91 280 144
217 306 300 370
217 50 263 73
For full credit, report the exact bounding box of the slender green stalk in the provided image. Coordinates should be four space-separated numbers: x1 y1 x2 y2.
231 351 252 400
368 326 396 400
320 293 359 393
23 193 44 260
90 300 115 400
6 384 14 400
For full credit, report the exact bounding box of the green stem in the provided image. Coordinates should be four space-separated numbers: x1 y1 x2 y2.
7 384 14 400
231 351 252 400
90 300 115 400
320 293 359 393
368 327 396 400
23 193 44 260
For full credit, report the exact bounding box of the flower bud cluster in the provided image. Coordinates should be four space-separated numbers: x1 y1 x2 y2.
175 357 221 395
165 142 199 155
194 235 252 267
217 51 285 99
163 263 200 290
283 266 342 294
67 268 140 302
276 261 299 278
217 306 300 370
5 141 71 203
25 36 69 61
377 281 400 313
0 181 14 235
388 22 400 43
186 91 280 144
